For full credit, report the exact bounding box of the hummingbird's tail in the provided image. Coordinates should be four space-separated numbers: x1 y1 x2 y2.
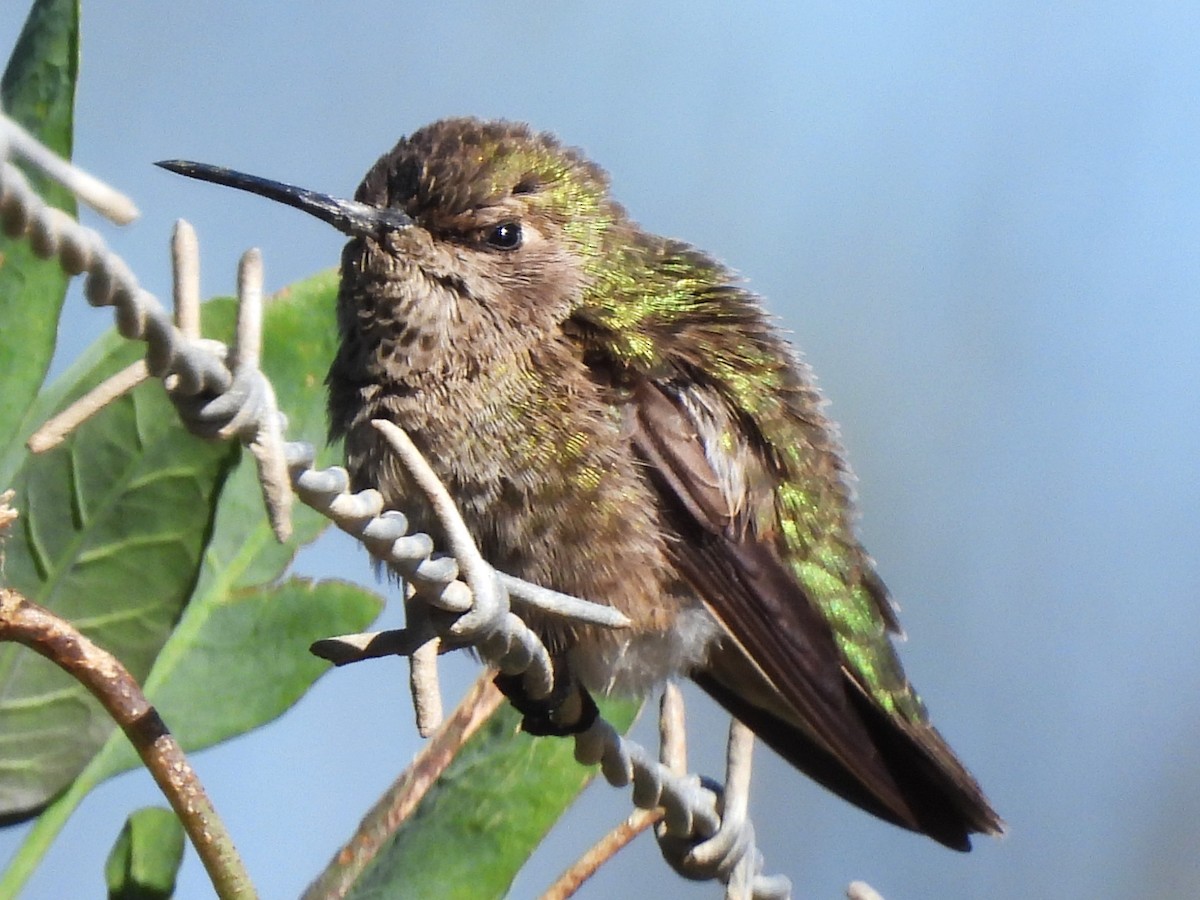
693 646 1004 851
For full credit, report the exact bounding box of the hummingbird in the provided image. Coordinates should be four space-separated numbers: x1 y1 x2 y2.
159 117 1002 849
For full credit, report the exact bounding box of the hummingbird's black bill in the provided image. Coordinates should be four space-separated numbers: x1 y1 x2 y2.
156 160 413 236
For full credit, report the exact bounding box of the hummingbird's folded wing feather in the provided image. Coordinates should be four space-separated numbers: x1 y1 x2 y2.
627 377 1002 849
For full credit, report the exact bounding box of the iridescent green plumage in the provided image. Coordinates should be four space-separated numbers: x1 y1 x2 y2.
573 229 920 718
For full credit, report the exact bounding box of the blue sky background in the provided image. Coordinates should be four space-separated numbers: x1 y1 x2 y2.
3 3 1200 897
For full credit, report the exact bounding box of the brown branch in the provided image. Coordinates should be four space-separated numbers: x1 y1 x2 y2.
539 807 665 900
0 589 255 899
301 670 506 900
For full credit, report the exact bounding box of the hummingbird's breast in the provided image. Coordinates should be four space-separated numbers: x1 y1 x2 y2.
328 307 716 695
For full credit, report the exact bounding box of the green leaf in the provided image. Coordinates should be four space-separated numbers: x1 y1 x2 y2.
0 272 382 895
0 0 80 484
190 271 343 597
345 698 641 900
0 379 234 817
0 576 382 896
91 576 384 781
104 807 185 900
0 270 344 818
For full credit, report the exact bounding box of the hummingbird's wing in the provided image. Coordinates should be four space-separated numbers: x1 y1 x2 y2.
626 377 1002 850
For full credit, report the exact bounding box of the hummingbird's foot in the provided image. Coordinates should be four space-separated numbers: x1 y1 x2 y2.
493 666 599 737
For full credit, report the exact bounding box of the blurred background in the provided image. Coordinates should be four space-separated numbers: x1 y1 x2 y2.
3 3 1199 897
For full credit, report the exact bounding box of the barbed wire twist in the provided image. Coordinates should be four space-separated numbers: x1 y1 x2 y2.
0 111 810 900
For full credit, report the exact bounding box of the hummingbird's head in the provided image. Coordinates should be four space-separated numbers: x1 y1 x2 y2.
358 118 617 263
160 118 626 376
342 118 625 348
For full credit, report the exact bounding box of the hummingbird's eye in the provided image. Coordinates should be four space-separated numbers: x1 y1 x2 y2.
485 222 523 251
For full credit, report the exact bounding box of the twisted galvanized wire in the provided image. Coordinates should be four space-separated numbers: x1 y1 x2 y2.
0 113 794 900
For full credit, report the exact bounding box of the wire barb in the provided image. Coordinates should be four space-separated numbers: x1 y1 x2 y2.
0 112 139 224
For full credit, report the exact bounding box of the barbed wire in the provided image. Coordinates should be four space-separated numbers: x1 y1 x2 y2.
0 110 810 900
